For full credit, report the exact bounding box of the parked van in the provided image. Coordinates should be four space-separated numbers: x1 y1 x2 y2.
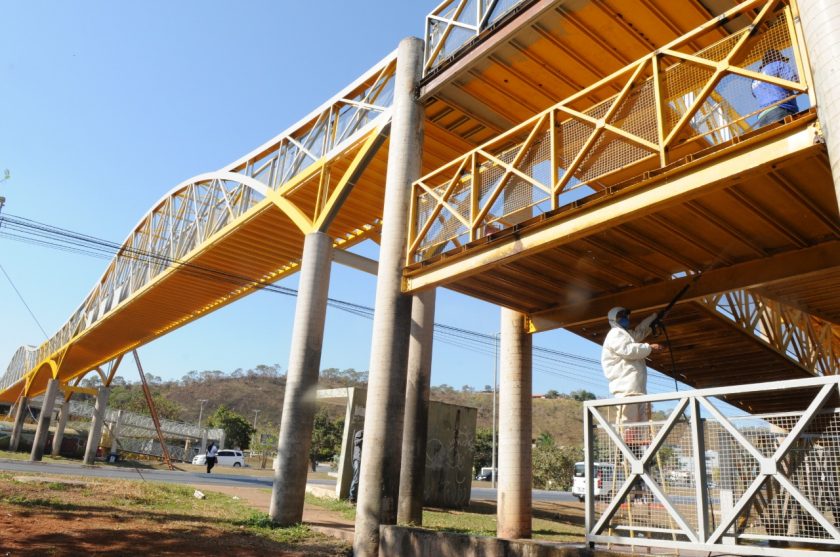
572 462 614 501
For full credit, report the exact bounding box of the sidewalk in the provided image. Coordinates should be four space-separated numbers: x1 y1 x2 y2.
193 483 356 543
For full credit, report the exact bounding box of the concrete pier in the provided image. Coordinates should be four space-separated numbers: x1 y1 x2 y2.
30 378 59 461
798 0 840 210
51 397 70 457
9 396 29 452
398 289 436 525
83 387 110 465
497 308 533 539
353 36 425 557
269 231 333 524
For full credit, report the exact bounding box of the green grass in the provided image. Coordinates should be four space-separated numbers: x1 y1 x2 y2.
304 493 356 519
0 473 349 553
302 493 584 543
3 494 77 511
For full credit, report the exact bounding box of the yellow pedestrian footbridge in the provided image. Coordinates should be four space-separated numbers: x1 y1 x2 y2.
2 0 839 416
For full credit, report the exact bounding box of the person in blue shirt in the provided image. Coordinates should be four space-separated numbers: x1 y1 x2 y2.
752 49 798 128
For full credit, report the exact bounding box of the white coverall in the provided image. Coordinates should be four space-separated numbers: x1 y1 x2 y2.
601 311 658 424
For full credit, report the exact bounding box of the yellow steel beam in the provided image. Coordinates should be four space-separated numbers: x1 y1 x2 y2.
314 123 389 232
403 121 820 292
528 241 840 332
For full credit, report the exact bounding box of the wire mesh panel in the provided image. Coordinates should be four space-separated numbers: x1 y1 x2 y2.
424 0 531 73
585 377 840 556
67 399 223 461
409 0 812 264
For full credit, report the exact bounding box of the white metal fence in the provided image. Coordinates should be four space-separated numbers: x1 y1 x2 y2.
584 376 840 557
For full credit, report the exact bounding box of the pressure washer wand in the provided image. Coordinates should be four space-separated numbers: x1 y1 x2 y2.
651 275 700 337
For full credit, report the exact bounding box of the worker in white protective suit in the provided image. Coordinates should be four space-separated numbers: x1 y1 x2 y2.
601 307 663 429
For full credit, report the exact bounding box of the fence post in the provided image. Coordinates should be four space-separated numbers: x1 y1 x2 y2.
690 397 710 542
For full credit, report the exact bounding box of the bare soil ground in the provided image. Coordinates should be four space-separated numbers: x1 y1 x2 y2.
0 473 349 556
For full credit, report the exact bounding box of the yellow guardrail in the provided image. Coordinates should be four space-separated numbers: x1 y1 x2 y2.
409 0 813 264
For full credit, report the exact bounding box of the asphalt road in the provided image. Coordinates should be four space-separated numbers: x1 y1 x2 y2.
0 459 578 502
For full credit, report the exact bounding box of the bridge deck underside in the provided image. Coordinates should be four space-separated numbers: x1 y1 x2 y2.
413 133 837 311
405 125 839 411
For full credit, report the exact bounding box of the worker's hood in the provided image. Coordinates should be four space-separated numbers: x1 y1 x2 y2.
607 307 630 329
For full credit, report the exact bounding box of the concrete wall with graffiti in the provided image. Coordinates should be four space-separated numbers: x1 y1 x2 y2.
424 400 477 509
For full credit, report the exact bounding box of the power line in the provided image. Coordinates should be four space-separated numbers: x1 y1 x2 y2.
0 261 49 339
0 212 685 393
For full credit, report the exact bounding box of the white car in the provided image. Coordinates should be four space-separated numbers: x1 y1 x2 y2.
572 462 615 501
192 449 245 467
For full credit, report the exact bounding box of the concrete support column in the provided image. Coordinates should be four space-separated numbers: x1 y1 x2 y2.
269 231 333 524
397 289 436 525
183 439 191 462
497 308 533 539
9 396 29 452
83 387 110 465
353 36 424 557
218 431 226 450
200 429 208 453
30 379 60 461
109 410 123 456
798 0 840 209
51 398 70 457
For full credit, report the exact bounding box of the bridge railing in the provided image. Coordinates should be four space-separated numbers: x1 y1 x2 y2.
408 0 812 264
423 0 530 75
584 376 840 556
1 51 398 396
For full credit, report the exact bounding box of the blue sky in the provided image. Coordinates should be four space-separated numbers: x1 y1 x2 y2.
0 1 681 397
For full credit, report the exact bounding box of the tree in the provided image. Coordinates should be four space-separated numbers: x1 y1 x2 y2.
532 444 583 491
109 385 183 421
472 427 496 475
207 405 255 449
309 408 343 471
544 389 560 399
250 427 278 469
569 389 597 402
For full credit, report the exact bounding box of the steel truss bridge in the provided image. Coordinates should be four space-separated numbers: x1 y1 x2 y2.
2 0 837 416
1 0 839 553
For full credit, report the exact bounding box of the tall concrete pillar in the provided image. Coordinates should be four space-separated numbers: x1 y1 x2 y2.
30 379 60 461
183 439 191 462
83 387 110 465
497 308 533 539
218 431 226 450
269 231 333 524
397 289 436 525
798 0 840 210
109 410 123 456
9 396 29 452
353 36 424 557
51 397 71 457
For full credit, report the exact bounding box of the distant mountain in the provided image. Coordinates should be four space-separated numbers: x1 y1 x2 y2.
99 366 585 447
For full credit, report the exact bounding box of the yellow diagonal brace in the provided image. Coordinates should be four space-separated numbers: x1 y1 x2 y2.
272 195 315 233
314 123 389 232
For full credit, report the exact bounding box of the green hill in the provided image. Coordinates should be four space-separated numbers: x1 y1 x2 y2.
88 366 586 448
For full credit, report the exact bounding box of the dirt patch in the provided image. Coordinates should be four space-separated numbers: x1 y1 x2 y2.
0 474 349 556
